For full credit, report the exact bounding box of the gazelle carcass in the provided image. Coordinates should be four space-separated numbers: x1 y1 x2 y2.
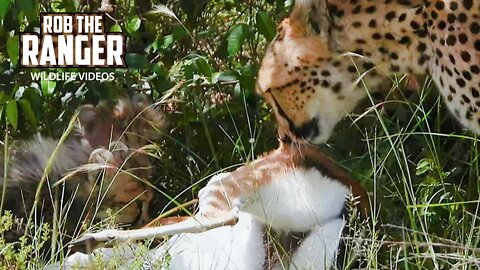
59 142 369 269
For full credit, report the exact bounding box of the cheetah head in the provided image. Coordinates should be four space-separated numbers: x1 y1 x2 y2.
257 15 387 145
78 94 167 148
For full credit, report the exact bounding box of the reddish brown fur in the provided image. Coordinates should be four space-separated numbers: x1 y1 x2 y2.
174 143 368 229
201 142 369 219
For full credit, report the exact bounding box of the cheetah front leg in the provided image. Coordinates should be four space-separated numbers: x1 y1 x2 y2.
86 141 153 225
87 141 129 184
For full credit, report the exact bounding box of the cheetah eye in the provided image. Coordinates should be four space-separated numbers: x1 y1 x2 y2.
308 17 321 34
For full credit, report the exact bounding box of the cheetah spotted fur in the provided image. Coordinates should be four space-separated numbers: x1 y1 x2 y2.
257 0 480 144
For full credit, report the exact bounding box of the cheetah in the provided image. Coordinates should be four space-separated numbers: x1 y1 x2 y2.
257 0 480 144
1 95 165 247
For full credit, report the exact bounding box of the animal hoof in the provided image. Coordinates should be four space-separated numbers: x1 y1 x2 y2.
69 235 97 254
69 229 120 253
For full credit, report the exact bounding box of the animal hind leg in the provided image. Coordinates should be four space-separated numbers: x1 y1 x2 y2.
69 211 238 253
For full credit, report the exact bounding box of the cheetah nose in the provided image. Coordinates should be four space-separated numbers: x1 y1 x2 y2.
292 117 320 140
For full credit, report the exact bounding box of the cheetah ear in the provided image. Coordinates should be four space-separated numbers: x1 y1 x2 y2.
290 0 331 39
78 105 98 130
113 97 133 121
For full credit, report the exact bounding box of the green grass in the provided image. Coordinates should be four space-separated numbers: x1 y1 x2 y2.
327 73 480 269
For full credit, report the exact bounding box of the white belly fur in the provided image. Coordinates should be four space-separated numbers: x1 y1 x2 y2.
50 168 350 270
244 167 350 232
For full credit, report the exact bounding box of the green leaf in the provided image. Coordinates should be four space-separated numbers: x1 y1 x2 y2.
0 0 11 20
181 60 196 80
241 64 257 77
284 0 294 9
7 36 19 66
125 53 148 69
195 58 212 78
227 24 248 57
215 70 239 82
110 24 122 33
52 0 76 12
256 11 276 41
236 65 257 97
233 82 241 96
162 35 174 48
153 63 168 78
126 16 141 35
19 99 37 127
172 25 188 41
23 87 43 117
17 0 36 22
416 158 433 176
150 37 162 52
6 100 18 130
41 80 56 95
0 92 6 103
